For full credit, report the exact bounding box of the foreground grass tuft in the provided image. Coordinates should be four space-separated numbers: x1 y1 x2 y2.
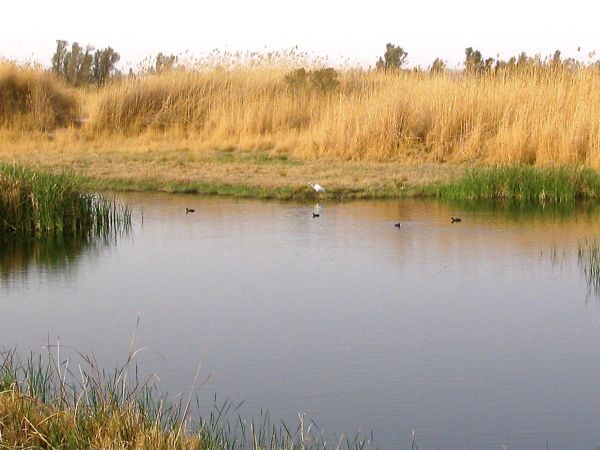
431 165 600 202
0 350 204 449
0 347 373 450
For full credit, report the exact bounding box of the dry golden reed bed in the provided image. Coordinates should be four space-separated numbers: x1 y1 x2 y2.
85 67 600 166
3 61 600 165
0 63 78 130
2 60 600 196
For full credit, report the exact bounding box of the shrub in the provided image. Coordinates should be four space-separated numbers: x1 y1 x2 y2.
284 67 339 92
0 63 78 130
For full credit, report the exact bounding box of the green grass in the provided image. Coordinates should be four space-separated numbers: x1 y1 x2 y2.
430 165 600 202
0 164 131 236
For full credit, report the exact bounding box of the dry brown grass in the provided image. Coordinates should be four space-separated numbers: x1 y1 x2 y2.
0 130 459 196
81 67 600 167
2 61 600 194
0 387 204 449
0 63 78 130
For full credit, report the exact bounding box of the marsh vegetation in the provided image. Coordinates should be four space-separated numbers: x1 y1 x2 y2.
5 56 600 166
431 165 600 202
0 347 371 450
0 164 130 236
3 45 600 199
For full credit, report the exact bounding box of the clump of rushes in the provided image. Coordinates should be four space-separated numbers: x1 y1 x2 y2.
0 164 131 236
431 165 600 202
0 345 372 450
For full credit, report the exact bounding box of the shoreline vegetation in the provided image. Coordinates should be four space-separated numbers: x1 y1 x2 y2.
0 164 131 236
3 46 600 202
0 347 372 450
1 162 600 204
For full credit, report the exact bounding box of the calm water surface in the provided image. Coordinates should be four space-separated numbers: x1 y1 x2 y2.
2 194 600 449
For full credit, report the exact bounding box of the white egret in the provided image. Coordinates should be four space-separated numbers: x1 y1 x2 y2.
308 182 325 193
308 182 325 196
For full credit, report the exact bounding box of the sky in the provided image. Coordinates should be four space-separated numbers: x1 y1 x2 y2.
3 0 600 70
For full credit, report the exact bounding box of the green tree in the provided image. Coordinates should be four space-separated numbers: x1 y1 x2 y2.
154 53 178 74
51 40 68 77
551 49 562 68
64 42 87 85
92 47 120 86
430 57 446 74
309 68 339 92
284 67 339 93
284 68 309 90
50 40 119 86
376 43 408 71
516 51 530 68
464 47 484 74
78 46 95 85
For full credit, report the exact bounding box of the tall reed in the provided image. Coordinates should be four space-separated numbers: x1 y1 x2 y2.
86 67 600 166
431 165 600 202
0 164 131 236
5 60 600 167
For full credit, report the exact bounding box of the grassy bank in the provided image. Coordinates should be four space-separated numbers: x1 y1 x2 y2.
3 159 600 203
0 348 371 450
0 135 460 199
0 164 130 235
431 165 600 202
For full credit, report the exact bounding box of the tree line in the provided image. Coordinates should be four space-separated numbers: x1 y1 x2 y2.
48 39 599 88
50 40 180 86
51 40 120 86
376 42 596 74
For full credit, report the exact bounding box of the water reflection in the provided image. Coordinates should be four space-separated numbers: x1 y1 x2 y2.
576 238 600 300
0 228 129 287
443 198 598 224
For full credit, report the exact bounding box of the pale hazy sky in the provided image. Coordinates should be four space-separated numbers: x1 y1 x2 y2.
3 0 600 69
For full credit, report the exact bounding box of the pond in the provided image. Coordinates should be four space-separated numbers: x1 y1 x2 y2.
2 193 600 450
